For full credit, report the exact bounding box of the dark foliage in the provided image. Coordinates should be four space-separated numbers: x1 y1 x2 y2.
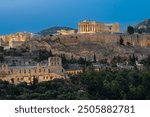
127 26 134 34
0 70 150 100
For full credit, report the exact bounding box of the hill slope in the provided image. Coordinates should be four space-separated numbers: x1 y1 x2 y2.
20 33 150 61
37 26 77 36
134 19 150 34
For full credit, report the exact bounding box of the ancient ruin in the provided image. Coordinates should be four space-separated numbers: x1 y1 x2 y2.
78 20 120 33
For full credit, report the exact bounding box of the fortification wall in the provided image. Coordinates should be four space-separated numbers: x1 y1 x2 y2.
53 33 150 47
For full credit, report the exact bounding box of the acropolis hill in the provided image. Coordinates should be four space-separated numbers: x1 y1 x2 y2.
19 33 150 62
1 20 150 61
1 20 150 85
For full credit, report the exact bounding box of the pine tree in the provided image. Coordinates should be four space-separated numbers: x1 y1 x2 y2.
93 54 96 63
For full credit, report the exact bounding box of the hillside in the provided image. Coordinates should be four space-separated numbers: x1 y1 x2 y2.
134 19 150 34
20 33 150 61
37 26 77 36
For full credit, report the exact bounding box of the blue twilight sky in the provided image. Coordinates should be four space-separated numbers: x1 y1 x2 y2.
0 0 150 35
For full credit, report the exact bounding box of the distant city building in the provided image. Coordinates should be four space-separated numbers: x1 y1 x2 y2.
57 29 75 35
0 57 68 85
0 32 32 49
3 56 36 66
0 38 4 46
78 20 120 33
9 40 25 48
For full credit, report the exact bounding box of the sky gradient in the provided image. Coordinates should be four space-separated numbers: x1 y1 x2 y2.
0 0 150 35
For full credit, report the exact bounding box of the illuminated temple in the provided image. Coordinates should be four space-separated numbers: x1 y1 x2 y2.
78 20 120 33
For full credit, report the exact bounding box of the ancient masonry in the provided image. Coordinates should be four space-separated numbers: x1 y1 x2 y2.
57 29 75 35
0 57 68 84
0 32 32 48
78 20 120 33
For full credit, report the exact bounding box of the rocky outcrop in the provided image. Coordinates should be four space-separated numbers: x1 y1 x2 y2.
134 19 150 34
20 33 150 61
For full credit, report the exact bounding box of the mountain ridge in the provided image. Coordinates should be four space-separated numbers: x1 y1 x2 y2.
134 19 150 33
37 26 77 36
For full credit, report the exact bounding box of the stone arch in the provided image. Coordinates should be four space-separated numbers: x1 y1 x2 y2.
11 78 14 83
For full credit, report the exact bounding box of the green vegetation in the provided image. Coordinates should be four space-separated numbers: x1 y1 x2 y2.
0 69 150 100
127 25 134 34
38 49 52 62
119 36 124 45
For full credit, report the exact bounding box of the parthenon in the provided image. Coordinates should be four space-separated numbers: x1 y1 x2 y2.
78 20 120 33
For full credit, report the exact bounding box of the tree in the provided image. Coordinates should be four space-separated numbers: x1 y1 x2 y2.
93 54 96 63
119 36 124 45
0 46 4 52
60 54 67 64
78 57 86 65
127 26 134 34
38 49 52 61
129 54 137 65
70 55 75 63
0 54 4 62
138 29 142 34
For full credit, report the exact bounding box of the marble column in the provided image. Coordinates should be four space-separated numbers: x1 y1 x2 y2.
86 24 89 32
92 25 94 32
86 25 87 32
94 25 95 32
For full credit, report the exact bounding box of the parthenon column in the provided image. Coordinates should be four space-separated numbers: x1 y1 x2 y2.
89 25 91 31
92 25 94 32
92 24 94 32
94 25 95 32
82 25 84 32
86 25 87 32
86 24 89 32
80 25 82 32
79 25 80 32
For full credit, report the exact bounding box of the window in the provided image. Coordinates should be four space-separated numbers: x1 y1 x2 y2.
39 69 41 73
24 70 26 74
29 70 31 73
11 78 14 83
50 76 53 79
48 69 51 73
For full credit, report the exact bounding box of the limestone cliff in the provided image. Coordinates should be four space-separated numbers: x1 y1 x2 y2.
20 33 150 61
